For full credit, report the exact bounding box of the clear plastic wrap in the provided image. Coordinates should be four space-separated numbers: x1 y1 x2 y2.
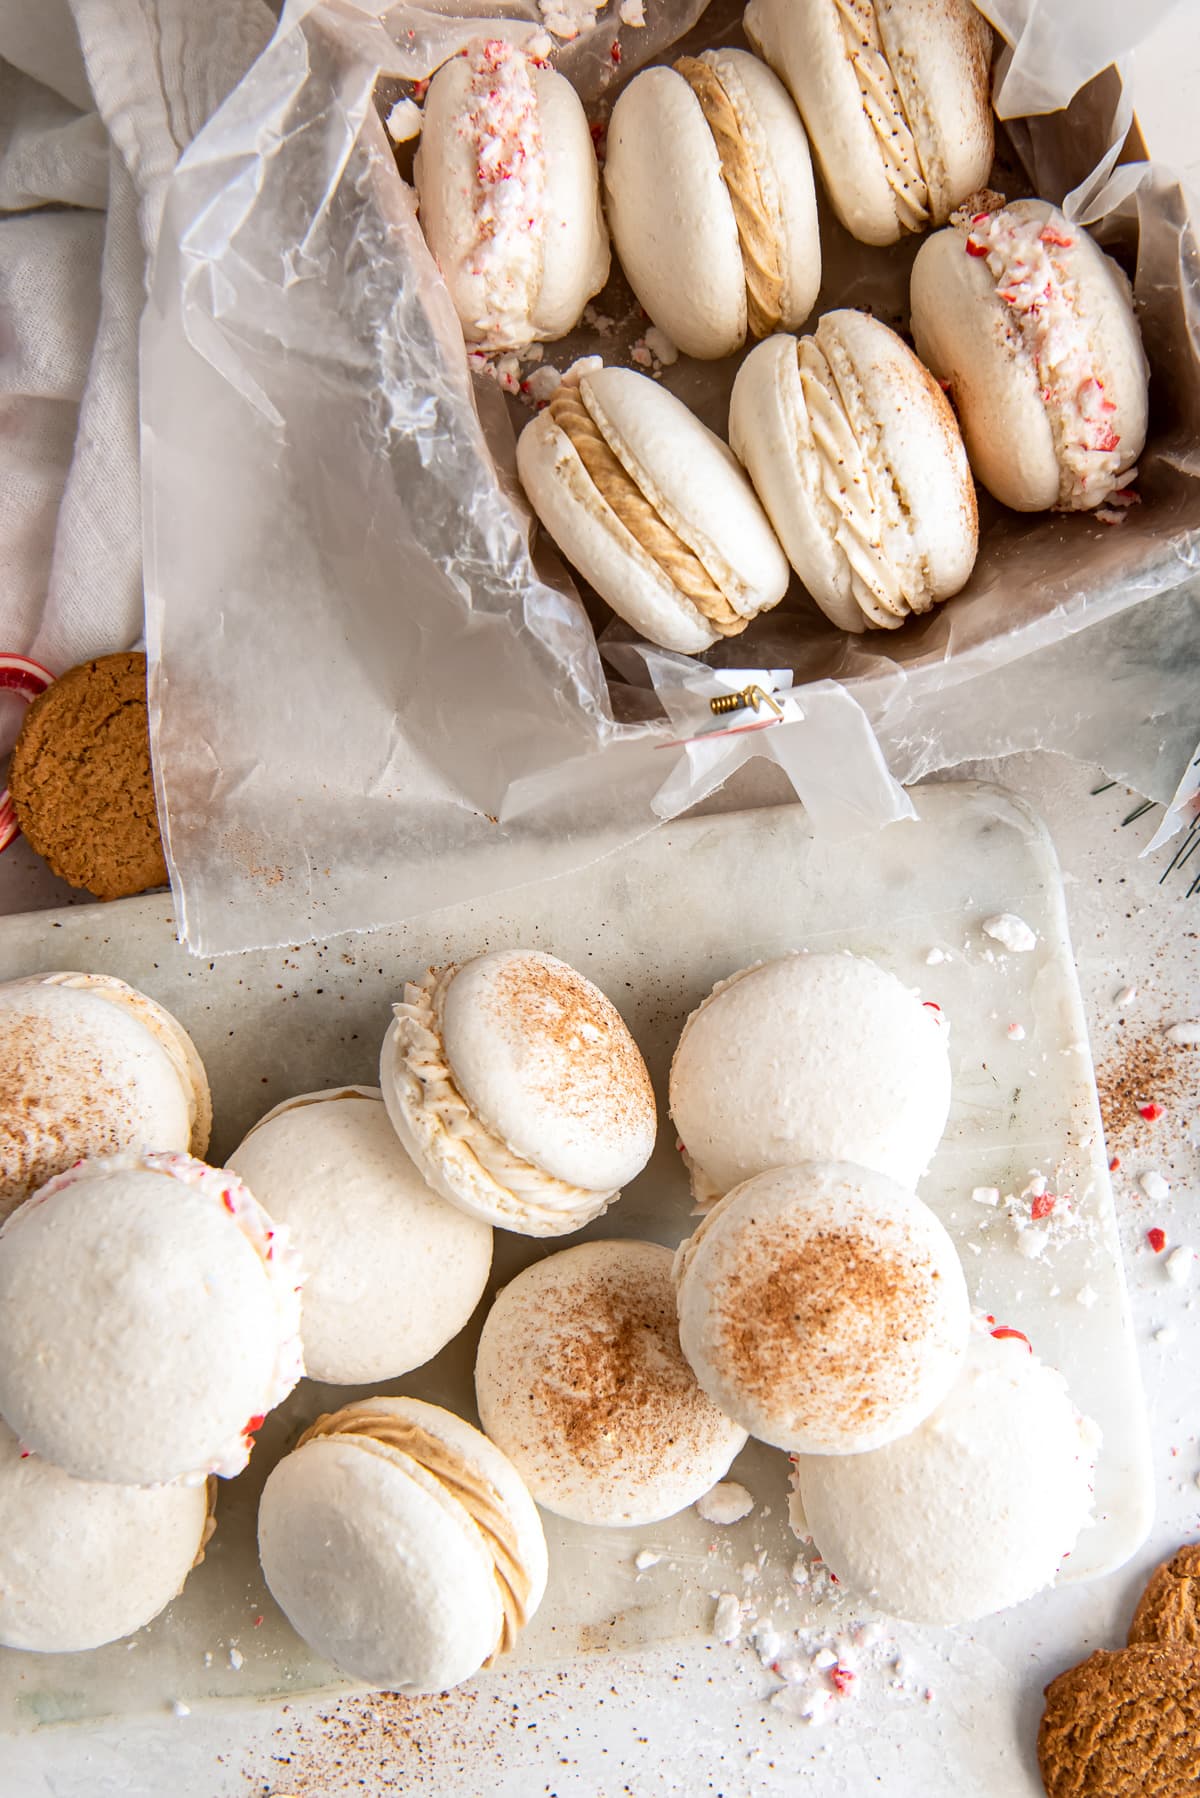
142 0 1200 953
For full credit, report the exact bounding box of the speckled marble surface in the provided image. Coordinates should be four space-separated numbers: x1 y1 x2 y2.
1 748 1197 1798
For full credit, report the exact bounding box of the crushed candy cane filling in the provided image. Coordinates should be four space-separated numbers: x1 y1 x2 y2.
462 41 546 337
962 208 1129 509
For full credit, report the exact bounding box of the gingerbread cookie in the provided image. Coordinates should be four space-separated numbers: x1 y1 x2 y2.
9 652 167 901
1038 1644 1200 1798
1129 1542 1200 1649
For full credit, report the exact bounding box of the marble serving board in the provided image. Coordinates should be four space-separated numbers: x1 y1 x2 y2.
0 782 1151 1730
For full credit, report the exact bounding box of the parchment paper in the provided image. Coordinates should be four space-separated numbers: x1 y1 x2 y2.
141 0 1200 953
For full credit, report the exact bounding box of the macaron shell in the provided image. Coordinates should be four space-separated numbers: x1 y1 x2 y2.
0 1418 210 1653
516 407 723 652
580 367 790 619
226 1090 493 1386
702 48 821 333
439 950 656 1192
874 0 994 223
604 66 747 360
528 66 610 340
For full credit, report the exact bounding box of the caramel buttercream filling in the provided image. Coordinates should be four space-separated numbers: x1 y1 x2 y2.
832 0 930 233
549 388 745 635
674 55 785 340
300 1407 532 1660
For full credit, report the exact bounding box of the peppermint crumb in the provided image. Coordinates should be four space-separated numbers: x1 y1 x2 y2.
1114 984 1138 1006
712 1593 742 1643
695 1481 754 1525
1166 1247 1195 1286
1007 1022 1026 1041
1166 1021 1200 1045
925 947 947 964
228 1647 244 1671
971 1186 1000 1206
1156 1324 1177 1344
982 913 1037 952
1076 1285 1098 1308
634 1549 660 1571
170 1700 190 1718
1140 1170 1170 1201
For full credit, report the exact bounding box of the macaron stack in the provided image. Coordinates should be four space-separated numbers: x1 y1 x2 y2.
404 11 1149 653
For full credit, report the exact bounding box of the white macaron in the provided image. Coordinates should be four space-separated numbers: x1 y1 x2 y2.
0 1151 304 1487
0 1418 213 1653
911 198 1149 511
258 1396 548 1692
380 948 656 1237
0 971 211 1219
516 366 791 654
746 0 994 247
226 1087 492 1385
793 1319 1101 1623
475 1239 747 1526
729 313 978 632
669 951 951 1207
603 49 820 360
673 1162 970 1454
414 37 609 350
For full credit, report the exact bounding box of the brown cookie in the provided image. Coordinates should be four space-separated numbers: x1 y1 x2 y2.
9 652 167 901
1129 1543 1200 1648
1038 1644 1200 1798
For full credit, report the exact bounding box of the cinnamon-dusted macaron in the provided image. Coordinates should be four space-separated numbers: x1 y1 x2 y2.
0 971 211 1220
258 1396 548 1693
9 651 167 899
0 1151 304 1486
475 1239 747 1526
0 1418 214 1653
603 49 820 359
669 951 951 1208
673 1162 970 1454
227 1087 492 1384
380 949 656 1236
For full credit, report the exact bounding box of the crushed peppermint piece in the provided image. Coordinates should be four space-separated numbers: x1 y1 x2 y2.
1140 1103 1164 1121
1017 1225 1049 1259
1155 1324 1177 1344
1148 1227 1167 1253
228 1646 244 1671
538 0 605 40
1165 1021 1200 1045
695 1481 755 1525
618 0 646 22
1031 1193 1056 1220
525 364 562 403
1140 1170 1170 1202
385 97 422 144
712 1593 742 1643
634 1549 660 1571
170 1699 191 1719
830 1664 856 1694
1007 1022 1026 1041
1076 1285 1098 1308
1115 984 1138 1006
982 913 1037 953
644 325 678 365
971 1185 1001 1207
561 354 603 388
1024 1173 1048 1199
812 1647 838 1670
1109 1157 1121 1171
991 1325 1033 1351
925 947 947 964
1166 1247 1195 1286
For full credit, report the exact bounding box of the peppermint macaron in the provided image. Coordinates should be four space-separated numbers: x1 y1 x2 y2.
669 951 951 1208
729 311 978 632
673 1161 970 1454
793 1319 1101 1622
414 37 609 350
380 949 656 1236
226 1087 492 1385
0 971 211 1219
516 366 791 654
911 198 1149 511
475 1239 747 1526
603 49 820 360
258 1396 548 1692
746 0 994 246
0 1151 304 1486
0 1417 213 1653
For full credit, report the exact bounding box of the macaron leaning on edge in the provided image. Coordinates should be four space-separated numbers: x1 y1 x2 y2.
603 49 820 360
226 1086 492 1385
516 366 791 653
0 1151 304 1487
258 1396 548 1692
0 970 211 1220
911 197 1149 511
414 37 609 350
381 948 656 1236
730 311 978 632
745 0 994 246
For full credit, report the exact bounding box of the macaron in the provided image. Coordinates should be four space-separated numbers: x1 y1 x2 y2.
0 1151 304 1486
475 1239 747 1526
603 49 820 360
668 951 951 1208
258 1396 548 1692
0 1417 213 1653
226 1087 492 1385
0 971 212 1220
380 948 656 1237
793 1319 1101 1622
911 198 1149 511
745 0 994 247
516 366 791 654
673 1161 970 1454
414 37 609 350
9 651 167 900
729 312 978 632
